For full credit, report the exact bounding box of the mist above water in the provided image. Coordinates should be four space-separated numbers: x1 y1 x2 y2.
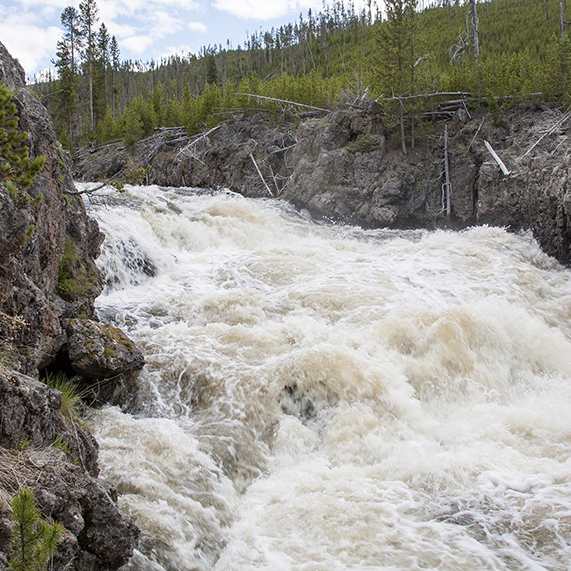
82 184 571 571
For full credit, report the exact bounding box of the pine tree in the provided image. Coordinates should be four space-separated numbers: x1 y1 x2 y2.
97 23 111 114
9 488 63 571
373 0 421 154
0 83 46 189
79 0 100 132
53 39 79 150
60 6 81 75
123 105 144 149
110 35 120 116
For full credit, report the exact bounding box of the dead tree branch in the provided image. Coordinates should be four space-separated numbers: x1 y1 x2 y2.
236 93 331 114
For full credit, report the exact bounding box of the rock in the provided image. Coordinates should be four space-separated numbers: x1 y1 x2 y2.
0 367 140 570
0 42 25 89
72 97 571 265
0 41 141 570
1 446 139 571
66 319 145 379
0 369 99 476
0 41 104 376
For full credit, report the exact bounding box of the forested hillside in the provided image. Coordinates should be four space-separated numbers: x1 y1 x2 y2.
32 0 571 151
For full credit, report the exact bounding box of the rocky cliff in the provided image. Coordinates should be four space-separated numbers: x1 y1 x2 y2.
74 100 571 266
0 42 141 569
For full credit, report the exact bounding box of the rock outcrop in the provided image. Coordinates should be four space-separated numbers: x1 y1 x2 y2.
0 42 141 569
282 103 571 264
74 101 571 266
0 367 139 570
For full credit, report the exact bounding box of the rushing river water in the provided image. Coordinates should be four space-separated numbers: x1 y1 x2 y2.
81 184 571 571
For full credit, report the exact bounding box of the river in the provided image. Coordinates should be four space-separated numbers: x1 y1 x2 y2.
80 184 571 571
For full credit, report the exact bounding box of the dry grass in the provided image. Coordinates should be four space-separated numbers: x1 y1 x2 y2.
0 447 70 511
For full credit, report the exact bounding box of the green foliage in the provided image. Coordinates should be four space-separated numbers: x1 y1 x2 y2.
9 488 63 571
33 0 571 150
346 135 381 153
123 106 144 149
42 372 85 421
23 225 36 247
0 83 46 189
17 437 30 451
50 435 70 455
122 166 149 185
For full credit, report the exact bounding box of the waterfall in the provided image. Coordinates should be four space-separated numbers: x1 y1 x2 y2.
81 184 571 571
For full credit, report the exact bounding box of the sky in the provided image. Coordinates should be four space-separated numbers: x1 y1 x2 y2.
0 0 370 80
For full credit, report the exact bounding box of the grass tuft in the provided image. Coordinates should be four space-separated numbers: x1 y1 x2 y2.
42 373 86 422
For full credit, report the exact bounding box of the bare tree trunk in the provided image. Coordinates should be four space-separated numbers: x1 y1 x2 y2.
89 61 94 131
399 99 407 155
444 125 451 218
561 0 565 41
471 0 480 62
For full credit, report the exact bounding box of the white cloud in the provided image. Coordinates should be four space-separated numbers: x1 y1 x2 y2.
0 21 62 75
98 0 201 19
213 0 370 20
146 10 186 37
121 34 155 56
213 0 322 20
188 21 207 33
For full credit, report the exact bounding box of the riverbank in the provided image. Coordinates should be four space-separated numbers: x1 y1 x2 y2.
74 100 571 266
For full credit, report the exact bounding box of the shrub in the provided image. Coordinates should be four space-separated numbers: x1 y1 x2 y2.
9 488 63 571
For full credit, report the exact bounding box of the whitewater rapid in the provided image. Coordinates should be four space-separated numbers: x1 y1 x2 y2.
81 184 571 571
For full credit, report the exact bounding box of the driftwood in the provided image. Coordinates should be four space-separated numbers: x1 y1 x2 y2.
443 125 452 218
468 118 485 151
519 110 571 160
378 91 472 103
249 153 274 197
174 125 222 162
484 140 510 176
270 144 297 154
64 168 126 196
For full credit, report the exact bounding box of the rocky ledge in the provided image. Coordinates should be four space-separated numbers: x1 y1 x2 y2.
0 42 142 569
74 100 571 266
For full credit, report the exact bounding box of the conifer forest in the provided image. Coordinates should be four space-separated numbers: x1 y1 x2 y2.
31 0 571 151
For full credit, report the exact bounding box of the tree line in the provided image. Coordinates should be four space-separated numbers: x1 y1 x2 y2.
50 0 120 149
34 0 571 153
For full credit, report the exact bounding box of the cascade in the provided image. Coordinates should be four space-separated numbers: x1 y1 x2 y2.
82 184 571 571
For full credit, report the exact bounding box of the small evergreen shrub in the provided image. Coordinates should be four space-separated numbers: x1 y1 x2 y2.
0 83 46 189
8 488 63 571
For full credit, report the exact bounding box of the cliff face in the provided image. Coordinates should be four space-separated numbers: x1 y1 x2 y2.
282 103 571 265
0 42 140 570
74 101 571 266
0 42 104 376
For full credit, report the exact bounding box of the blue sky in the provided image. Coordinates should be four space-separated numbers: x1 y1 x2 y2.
0 0 369 80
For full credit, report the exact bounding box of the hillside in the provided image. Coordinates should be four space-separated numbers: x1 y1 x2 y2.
32 0 571 152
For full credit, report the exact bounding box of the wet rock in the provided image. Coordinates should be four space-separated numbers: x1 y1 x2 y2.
66 318 145 379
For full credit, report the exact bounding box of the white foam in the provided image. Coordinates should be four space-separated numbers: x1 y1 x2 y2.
84 185 571 570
